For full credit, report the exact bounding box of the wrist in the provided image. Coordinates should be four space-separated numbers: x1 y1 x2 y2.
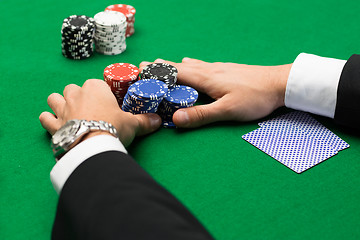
69 131 114 149
52 120 118 161
271 64 292 108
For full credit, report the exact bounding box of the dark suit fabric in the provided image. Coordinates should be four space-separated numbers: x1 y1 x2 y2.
335 54 360 127
52 151 214 240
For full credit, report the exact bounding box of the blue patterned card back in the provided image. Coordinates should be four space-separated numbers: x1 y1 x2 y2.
258 111 349 151
243 119 339 173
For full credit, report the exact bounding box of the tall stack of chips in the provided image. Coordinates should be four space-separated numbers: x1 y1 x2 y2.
103 63 139 105
105 4 136 37
157 85 198 128
61 15 95 60
140 63 178 88
94 11 127 55
122 79 168 114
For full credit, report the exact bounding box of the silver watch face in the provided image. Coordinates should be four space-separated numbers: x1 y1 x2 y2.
52 120 80 145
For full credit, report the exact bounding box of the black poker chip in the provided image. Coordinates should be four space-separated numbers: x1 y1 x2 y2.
140 63 178 87
61 15 95 60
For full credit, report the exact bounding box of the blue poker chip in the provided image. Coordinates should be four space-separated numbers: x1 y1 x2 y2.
124 96 161 108
122 86 162 114
162 120 177 128
164 85 198 106
128 79 168 100
122 103 158 112
156 85 198 128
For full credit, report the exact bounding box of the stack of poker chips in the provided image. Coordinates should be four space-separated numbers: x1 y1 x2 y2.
94 11 127 55
140 63 178 87
122 79 168 114
105 4 136 37
104 63 139 105
61 15 95 60
157 85 198 128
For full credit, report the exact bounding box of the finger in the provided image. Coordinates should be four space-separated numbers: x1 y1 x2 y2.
82 78 107 88
139 61 152 70
154 58 167 63
144 59 209 92
182 57 205 64
134 113 162 136
63 84 81 100
39 112 62 135
82 79 112 95
172 99 229 128
47 93 66 116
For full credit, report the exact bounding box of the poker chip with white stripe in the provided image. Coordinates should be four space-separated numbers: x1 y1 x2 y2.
94 11 127 55
157 85 198 128
140 63 178 87
105 4 136 37
61 15 95 60
122 79 168 114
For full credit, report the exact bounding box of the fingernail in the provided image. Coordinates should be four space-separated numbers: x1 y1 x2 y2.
182 57 191 62
140 61 151 65
155 58 165 63
176 110 189 124
149 114 161 128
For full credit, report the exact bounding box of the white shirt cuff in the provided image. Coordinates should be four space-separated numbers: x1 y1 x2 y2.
285 53 346 118
50 135 127 194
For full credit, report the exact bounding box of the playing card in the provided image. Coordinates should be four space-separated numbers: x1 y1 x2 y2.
259 111 349 151
242 122 338 173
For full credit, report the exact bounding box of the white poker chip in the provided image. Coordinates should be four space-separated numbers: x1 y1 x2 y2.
93 11 127 55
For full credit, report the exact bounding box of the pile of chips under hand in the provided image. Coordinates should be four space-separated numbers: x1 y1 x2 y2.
116 63 198 128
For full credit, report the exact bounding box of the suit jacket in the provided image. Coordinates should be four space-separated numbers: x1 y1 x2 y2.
334 54 360 127
52 151 214 240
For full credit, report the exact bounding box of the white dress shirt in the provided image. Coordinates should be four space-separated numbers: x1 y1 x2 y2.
285 53 346 118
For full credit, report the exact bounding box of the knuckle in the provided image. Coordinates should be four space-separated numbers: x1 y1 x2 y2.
47 93 58 103
154 58 165 63
64 83 76 92
39 112 46 121
82 80 93 88
83 79 98 86
194 106 208 122
84 79 107 89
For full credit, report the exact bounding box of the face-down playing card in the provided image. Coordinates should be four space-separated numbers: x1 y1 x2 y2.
258 111 349 151
242 118 339 173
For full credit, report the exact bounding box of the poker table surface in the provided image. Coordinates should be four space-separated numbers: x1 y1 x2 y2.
2 0 360 239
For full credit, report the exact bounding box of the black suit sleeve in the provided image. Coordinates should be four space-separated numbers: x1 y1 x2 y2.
335 54 360 127
52 151 214 240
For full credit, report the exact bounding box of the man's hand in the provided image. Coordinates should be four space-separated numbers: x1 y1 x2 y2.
39 79 161 147
140 58 291 128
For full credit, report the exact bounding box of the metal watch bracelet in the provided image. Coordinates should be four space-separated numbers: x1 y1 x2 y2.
52 120 118 160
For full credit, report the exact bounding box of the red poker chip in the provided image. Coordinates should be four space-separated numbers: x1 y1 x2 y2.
105 4 136 37
104 76 136 85
105 78 136 91
104 63 139 82
105 4 136 18
113 90 129 95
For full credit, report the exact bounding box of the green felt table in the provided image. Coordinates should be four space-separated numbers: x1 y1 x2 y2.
1 0 360 239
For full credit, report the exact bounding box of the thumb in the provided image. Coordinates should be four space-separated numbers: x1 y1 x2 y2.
172 101 226 128
134 113 162 136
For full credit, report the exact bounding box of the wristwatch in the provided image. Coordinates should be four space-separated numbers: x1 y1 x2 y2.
51 119 118 160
